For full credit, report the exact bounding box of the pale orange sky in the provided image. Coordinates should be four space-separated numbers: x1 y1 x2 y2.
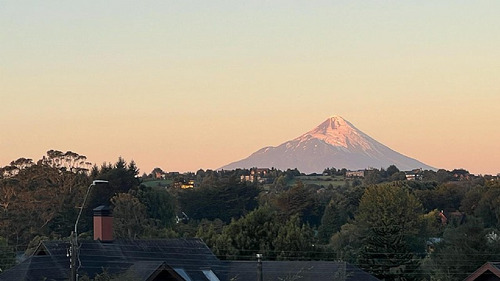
1 1 499 175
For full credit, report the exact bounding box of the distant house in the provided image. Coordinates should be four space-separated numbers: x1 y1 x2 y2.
181 180 196 189
240 168 270 183
464 262 500 281
346 170 365 178
452 169 472 181
0 206 380 281
173 180 196 189
404 169 423 181
154 171 164 179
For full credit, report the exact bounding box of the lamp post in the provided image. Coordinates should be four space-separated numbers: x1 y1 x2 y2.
256 253 263 281
70 180 109 281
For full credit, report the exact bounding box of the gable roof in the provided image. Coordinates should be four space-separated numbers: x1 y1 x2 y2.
222 260 380 281
464 262 500 281
0 254 68 281
124 261 186 281
0 238 223 281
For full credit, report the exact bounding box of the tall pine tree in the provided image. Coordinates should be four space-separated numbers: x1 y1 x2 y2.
355 184 424 281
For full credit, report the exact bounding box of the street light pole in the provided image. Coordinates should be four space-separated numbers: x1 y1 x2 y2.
70 180 108 281
256 253 263 281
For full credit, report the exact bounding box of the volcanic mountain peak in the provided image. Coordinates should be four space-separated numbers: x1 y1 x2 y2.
220 115 435 173
297 116 373 151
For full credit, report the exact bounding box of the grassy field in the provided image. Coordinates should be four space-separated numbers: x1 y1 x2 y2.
141 179 173 188
290 175 347 188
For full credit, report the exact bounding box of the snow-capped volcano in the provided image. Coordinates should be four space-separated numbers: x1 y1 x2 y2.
298 115 377 152
220 116 435 174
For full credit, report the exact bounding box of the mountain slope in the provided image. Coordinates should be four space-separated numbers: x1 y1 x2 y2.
220 116 435 174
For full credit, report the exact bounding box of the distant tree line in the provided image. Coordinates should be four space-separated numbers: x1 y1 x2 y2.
1 151 500 281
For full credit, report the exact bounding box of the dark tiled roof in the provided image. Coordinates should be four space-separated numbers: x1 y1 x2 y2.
0 238 379 281
0 238 223 281
221 260 380 281
124 261 187 280
0 255 68 281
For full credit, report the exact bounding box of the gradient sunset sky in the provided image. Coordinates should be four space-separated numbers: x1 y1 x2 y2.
1 1 499 175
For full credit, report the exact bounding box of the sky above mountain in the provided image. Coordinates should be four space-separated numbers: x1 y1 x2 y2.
1 1 499 175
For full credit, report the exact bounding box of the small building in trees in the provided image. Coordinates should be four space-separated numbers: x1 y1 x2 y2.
346 170 365 178
173 180 196 189
240 168 270 183
404 168 423 180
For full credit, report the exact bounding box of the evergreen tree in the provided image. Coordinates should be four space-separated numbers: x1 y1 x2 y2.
355 184 424 281
274 215 315 260
318 199 346 244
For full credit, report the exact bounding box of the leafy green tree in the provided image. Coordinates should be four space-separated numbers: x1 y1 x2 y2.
285 168 301 179
272 175 288 192
472 185 500 228
318 185 364 244
199 170 219 188
355 184 424 281
421 170 437 182
213 207 316 260
133 185 176 228
331 223 363 263
274 215 315 260
318 196 350 244
428 216 500 281
215 206 280 259
364 169 382 185
317 200 342 244
386 165 400 177
178 177 259 223
415 182 469 213
0 163 87 249
196 219 225 249
111 193 149 239
460 186 483 215
273 181 321 225
390 171 407 182
435 169 452 184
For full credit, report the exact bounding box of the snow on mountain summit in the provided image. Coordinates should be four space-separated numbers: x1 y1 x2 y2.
297 116 373 151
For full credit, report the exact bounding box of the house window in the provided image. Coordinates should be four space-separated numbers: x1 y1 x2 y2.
202 270 221 281
174 268 193 281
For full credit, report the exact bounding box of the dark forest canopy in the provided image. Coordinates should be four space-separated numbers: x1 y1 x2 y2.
0 151 500 280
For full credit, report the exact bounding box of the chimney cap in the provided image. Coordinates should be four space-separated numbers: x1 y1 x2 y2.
93 205 112 217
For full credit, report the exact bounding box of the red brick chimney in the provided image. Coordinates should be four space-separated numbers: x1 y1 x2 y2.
93 205 113 242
